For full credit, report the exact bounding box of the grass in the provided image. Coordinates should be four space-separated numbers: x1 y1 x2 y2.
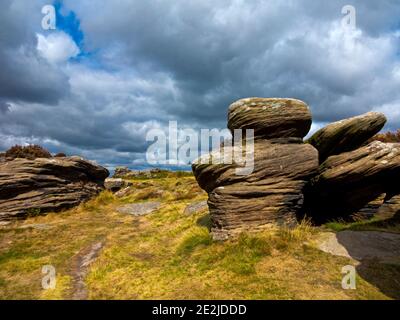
0 173 399 300
325 216 400 234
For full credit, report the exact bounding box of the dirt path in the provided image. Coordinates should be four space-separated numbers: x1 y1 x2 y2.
70 241 105 300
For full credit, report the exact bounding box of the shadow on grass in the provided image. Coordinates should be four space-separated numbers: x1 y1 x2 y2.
334 217 400 299
196 213 212 231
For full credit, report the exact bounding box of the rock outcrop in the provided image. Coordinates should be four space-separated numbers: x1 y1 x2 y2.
192 95 400 238
307 112 386 162
113 166 165 179
228 98 312 140
193 98 319 240
0 156 109 221
306 141 400 220
113 166 133 178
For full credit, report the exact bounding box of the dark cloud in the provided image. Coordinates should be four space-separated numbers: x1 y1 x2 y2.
1 0 400 169
65 0 400 122
0 101 11 114
0 0 69 104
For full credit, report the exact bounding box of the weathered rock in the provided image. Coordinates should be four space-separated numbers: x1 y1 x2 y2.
113 166 132 178
228 98 312 139
307 112 386 162
116 201 161 216
18 223 52 230
355 194 385 219
0 156 109 221
306 141 400 221
0 153 5 164
113 166 166 179
184 200 208 215
104 178 132 192
193 140 319 240
114 187 133 198
376 194 400 220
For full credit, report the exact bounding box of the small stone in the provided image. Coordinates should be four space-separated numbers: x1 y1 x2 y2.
18 223 52 230
115 187 133 198
184 201 208 215
104 178 132 192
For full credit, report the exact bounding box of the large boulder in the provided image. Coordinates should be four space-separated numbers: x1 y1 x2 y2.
193 139 319 240
227 98 312 140
0 156 109 221
307 112 386 162
306 141 400 221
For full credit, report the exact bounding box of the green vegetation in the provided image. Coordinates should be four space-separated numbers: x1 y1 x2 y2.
325 217 400 234
0 173 399 300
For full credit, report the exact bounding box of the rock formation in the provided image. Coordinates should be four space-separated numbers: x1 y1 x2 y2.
193 98 319 240
304 110 400 222
307 112 386 163
0 156 109 221
306 141 400 221
113 166 133 178
193 98 400 238
228 98 312 140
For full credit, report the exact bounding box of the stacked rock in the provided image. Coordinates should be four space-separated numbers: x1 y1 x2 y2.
305 112 400 221
192 98 319 240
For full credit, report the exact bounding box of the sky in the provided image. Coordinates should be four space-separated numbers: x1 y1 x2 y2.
0 0 400 171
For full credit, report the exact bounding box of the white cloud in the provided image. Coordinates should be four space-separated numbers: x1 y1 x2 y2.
36 32 80 64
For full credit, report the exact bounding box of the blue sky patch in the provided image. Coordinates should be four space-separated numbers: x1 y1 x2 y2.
53 1 84 52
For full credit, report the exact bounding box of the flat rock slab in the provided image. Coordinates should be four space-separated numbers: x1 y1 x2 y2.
184 201 208 215
116 202 161 216
18 223 52 230
316 231 400 264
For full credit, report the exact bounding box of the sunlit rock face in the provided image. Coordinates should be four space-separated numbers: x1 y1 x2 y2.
306 141 400 222
0 156 109 221
306 111 387 163
193 98 319 240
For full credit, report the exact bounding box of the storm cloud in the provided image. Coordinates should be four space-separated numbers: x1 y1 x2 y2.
1 0 400 170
